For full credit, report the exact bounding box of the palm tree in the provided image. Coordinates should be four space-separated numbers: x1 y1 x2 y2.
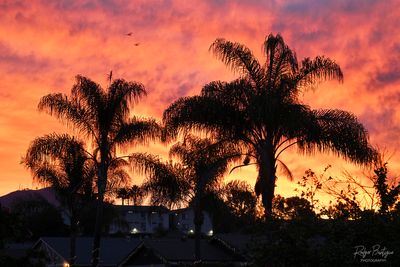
130 135 240 261
129 185 145 206
23 133 94 267
116 187 130 205
38 75 161 267
131 153 192 209
163 34 377 219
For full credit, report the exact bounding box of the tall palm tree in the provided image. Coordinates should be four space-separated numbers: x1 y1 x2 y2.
38 75 161 267
23 133 94 267
163 34 377 219
130 135 240 261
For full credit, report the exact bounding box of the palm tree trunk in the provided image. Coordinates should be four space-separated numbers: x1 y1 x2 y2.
194 206 203 261
261 172 276 220
91 165 107 267
257 144 277 220
193 190 204 265
69 214 77 267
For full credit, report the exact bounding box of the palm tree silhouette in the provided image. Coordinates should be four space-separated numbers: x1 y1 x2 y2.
23 133 94 267
116 187 130 205
130 153 192 209
163 34 377 219
169 136 240 262
130 135 240 261
38 75 161 267
128 185 145 206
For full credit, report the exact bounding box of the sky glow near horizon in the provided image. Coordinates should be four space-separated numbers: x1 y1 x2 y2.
0 0 400 202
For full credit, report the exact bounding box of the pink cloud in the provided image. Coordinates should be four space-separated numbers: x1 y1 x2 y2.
0 0 399 199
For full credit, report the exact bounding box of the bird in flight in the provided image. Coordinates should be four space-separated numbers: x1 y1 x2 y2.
126 32 133 36
134 43 140 46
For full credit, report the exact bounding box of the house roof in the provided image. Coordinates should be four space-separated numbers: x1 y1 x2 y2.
144 237 247 263
36 237 142 266
35 236 248 266
213 233 253 253
171 207 193 212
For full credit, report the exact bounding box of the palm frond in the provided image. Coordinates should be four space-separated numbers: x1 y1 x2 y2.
277 159 294 181
22 133 95 198
163 95 245 141
263 33 298 87
107 168 131 192
107 79 147 121
201 79 253 110
298 109 377 164
112 117 161 146
30 164 66 189
296 56 343 89
23 133 87 166
71 75 105 120
109 158 129 170
129 153 192 208
210 38 263 84
170 135 242 187
38 94 96 137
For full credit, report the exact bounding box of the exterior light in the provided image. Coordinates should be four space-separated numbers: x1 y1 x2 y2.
189 229 194 234
131 228 138 234
63 262 70 267
208 230 213 236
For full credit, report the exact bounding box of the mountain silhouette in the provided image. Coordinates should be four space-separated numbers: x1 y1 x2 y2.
0 187 60 209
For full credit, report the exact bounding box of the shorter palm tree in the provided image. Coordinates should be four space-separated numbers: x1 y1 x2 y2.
115 185 144 206
116 188 130 205
23 133 94 267
130 135 241 261
23 133 131 266
129 154 192 209
129 185 145 206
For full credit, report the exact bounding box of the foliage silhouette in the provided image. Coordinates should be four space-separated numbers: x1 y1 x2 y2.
373 158 400 214
220 180 258 222
9 197 67 239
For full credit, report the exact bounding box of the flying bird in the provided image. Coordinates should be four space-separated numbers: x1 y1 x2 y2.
134 43 140 46
125 32 133 36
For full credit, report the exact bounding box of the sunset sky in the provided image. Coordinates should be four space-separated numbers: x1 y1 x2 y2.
0 0 399 200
